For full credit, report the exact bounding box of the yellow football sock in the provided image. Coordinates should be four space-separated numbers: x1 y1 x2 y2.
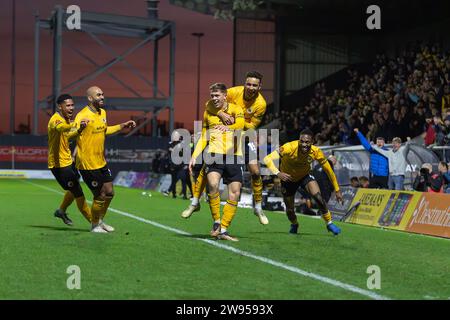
59 191 75 212
91 199 105 225
322 211 332 224
193 167 207 199
221 199 238 230
208 192 221 221
251 175 263 204
100 196 113 220
75 196 92 222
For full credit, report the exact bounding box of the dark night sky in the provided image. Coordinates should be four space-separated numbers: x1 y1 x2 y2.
0 0 233 134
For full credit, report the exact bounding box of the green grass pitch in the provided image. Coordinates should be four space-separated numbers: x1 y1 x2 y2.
0 179 448 300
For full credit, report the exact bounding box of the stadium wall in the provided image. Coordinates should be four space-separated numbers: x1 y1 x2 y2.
0 134 170 175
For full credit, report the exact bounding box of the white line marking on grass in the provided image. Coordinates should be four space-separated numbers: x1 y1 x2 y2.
24 180 391 300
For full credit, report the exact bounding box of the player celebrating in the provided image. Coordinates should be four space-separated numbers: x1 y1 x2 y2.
48 94 91 225
263 129 343 235
75 86 136 233
189 83 245 241
182 71 268 225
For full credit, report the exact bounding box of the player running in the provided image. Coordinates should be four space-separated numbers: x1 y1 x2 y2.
48 94 91 225
264 129 343 235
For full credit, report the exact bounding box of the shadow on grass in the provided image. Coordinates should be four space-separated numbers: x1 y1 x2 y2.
248 230 330 237
176 233 252 241
28 225 89 232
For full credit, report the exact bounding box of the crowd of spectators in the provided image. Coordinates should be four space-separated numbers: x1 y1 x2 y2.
266 42 450 159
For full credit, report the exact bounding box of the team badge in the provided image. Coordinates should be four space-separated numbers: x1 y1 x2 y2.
307 156 313 163
246 107 253 114
92 181 98 187
67 181 74 188
102 118 106 123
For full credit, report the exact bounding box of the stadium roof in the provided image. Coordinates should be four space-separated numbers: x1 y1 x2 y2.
170 0 450 32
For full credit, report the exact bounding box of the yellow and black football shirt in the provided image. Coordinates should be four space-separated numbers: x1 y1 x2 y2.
47 112 78 168
192 101 245 159
264 141 340 192
74 106 121 170
206 86 266 130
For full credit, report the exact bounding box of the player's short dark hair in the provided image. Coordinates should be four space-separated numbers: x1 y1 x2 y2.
440 161 449 170
245 71 263 82
209 83 227 93
56 94 73 105
300 128 314 137
350 176 359 182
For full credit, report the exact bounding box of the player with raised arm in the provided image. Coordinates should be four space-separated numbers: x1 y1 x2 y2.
75 86 136 233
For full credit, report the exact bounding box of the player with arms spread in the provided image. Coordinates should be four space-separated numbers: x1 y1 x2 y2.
74 86 136 233
264 129 343 235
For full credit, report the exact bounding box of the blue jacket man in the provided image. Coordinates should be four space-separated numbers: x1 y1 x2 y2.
354 128 389 189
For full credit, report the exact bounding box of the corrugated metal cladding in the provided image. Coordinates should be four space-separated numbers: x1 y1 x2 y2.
284 35 352 92
235 34 275 61
235 19 275 33
284 64 345 93
234 19 275 104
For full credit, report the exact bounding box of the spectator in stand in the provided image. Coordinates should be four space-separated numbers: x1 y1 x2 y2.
438 161 450 193
440 115 450 162
413 164 431 192
350 176 360 188
354 128 389 189
441 85 450 115
372 137 412 190
424 163 444 193
358 176 370 188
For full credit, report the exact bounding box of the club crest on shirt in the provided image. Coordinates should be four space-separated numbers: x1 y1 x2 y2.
307 156 313 163
92 181 98 187
102 118 106 123
246 107 253 114
67 181 74 188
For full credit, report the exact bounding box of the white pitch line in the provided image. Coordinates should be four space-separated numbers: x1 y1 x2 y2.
24 180 391 300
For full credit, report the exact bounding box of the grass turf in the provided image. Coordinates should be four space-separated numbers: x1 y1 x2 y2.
0 179 448 300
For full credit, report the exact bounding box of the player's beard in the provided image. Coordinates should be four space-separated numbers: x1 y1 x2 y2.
93 99 104 110
244 91 256 101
